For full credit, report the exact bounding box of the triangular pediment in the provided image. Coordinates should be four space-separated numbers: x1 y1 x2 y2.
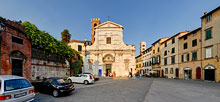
95 21 124 29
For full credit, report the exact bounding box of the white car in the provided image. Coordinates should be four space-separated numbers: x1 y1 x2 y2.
0 75 35 102
67 74 95 85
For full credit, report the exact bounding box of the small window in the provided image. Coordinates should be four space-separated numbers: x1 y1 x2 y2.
184 43 188 49
106 37 111 44
182 53 189 62
172 38 175 44
153 50 155 54
192 39 197 47
193 33 197 36
165 68 168 74
157 47 160 52
184 36 187 40
192 51 197 61
205 28 212 40
165 42 167 47
164 50 167 56
78 45 82 51
12 36 23 44
205 47 212 58
171 56 175 64
170 68 173 74
206 15 212 23
164 58 167 65
171 47 175 53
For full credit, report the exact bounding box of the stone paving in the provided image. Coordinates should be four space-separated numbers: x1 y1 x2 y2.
34 78 220 102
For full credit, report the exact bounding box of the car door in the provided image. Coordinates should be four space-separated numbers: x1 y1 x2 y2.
80 74 87 83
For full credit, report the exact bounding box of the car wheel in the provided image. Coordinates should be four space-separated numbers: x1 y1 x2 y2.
84 80 89 85
68 79 72 83
53 90 59 97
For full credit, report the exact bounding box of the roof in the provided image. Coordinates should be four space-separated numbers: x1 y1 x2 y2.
135 54 142 59
95 21 124 29
152 37 170 45
161 31 190 44
201 6 220 18
179 28 201 39
0 75 25 80
69 40 86 43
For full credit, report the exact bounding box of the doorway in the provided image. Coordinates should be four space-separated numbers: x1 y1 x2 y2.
106 64 111 76
175 68 179 78
184 68 192 80
196 67 201 79
205 69 215 81
12 59 23 76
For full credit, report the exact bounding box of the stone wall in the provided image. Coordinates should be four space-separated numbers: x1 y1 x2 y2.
31 59 70 81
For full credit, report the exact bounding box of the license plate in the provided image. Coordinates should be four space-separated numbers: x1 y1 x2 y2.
14 92 27 98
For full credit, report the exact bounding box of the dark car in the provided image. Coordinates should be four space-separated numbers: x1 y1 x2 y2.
32 77 75 97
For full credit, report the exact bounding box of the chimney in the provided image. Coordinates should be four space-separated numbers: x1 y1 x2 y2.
204 12 207 15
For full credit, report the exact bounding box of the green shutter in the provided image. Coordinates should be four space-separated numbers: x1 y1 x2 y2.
187 53 189 61
182 55 184 62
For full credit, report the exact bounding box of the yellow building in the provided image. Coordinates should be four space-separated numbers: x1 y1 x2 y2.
152 37 170 77
135 55 142 75
179 28 202 80
201 6 220 82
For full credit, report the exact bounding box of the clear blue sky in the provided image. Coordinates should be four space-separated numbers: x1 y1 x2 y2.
0 0 219 56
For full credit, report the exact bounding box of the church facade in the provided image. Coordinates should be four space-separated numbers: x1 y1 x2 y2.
82 18 135 77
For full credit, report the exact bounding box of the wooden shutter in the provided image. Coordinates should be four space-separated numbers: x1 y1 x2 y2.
206 47 212 58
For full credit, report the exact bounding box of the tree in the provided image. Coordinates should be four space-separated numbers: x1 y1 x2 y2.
61 29 71 44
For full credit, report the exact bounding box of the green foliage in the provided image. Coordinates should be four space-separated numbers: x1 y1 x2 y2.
0 16 6 21
71 54 83 76
21 21 76 59
61 29 71 44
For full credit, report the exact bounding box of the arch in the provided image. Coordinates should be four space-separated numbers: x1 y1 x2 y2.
94 23 97 27
183 67 192 80
10 50 27 59
103 54 115 62
204 64 216 81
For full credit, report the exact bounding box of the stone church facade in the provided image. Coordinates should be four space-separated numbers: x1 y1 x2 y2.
82 19 135 77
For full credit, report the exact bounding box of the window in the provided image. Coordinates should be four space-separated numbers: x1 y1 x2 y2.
192 51 197 61
106 37 111 44
152 57 155 64
142 45 145 47
171 56 175 64
157 56 160 63
165 68 168 74
157 47 160 52
193 33 197 36
5 79 32 91
192 39 197 47
184 36 187 40
182 53 190 62
206 15 212 23
184 43 188 49
12 36 23 44
205 28 212 40
205 47 212 58
78 45 82 51
170 68 173 74
153 50 155 54
171 47 175 53
164 50 167 56
165 42 167 47
164 58 167 65
172 38 175 44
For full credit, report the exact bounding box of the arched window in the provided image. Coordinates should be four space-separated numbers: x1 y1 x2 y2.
94 23 97 27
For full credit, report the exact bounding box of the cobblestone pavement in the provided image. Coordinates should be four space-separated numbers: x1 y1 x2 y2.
34 78 220 102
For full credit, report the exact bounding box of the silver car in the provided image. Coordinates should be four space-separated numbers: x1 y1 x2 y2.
0 75 35 102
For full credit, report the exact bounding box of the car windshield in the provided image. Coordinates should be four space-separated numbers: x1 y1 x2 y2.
5 79 32 91
57 79 65 84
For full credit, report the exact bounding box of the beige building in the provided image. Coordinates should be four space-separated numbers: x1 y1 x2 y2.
82 19 136 77
68 40 86 55
178 28 202 80
201 6 220 82
152 37 170 77
161 31 189 78
140 41 146 55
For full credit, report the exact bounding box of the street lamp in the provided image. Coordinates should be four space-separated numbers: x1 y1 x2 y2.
215 55 220 62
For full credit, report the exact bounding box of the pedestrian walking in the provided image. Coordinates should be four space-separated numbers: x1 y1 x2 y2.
139 73 142 80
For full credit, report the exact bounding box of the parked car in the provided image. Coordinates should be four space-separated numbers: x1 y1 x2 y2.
32 77 75 97
83 73 99 81
67 74 94 85
0 75 35 102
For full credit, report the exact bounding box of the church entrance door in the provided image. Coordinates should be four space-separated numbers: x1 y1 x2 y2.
106 64 112 76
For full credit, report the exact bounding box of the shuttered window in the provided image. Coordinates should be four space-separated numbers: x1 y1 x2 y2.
164 58 167 65
205 29 212 40
205 47 212 58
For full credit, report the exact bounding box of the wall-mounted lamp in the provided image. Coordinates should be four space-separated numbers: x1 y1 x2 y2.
215 55 220 62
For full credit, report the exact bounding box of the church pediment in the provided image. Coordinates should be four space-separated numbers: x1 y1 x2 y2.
95 21 124 29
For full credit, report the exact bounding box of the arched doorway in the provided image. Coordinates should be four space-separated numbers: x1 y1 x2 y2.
10 51 26 76
204 65 215 81
184 68 192 80
161 69 164 78
196 67 201 79
103 54 115 77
